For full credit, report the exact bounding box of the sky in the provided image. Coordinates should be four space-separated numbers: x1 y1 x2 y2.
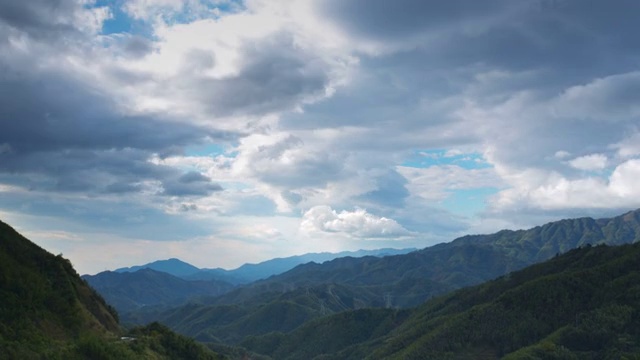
1 0 640 275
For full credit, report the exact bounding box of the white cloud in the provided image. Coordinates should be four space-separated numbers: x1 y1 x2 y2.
614 131 640 158
553 71 640 122
300 205 412 239
397 165 503 202
568 154 608 171
122 0 235 21
609 159 640 197
489 159 640 212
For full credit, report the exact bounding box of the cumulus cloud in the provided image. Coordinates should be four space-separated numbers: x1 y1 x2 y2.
553 71 640 122
614 131 640 158
0 0 109 39
568 154 608 171
489 159 640 212
300 206 412 239
161 171 223 196
122 0 239 22
397 165 503 202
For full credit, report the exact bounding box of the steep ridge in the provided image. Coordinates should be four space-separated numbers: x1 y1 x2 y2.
0 219 119 356
242 242 640 359
0 219 223 359
144 209 640 346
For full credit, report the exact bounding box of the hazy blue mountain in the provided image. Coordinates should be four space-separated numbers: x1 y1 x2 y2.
188 248 417 284
109 248 416 285
115 258 201 277
83 268 234 314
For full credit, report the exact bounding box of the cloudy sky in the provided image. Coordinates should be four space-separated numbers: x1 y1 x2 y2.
1 0 639 274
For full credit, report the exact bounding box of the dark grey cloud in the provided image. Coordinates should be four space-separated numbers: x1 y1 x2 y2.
281 190 303 205
318 0 508 40
283 0 640 168
175 32 332 117
319 0 640 78
0 73 215 154
358 170 410 208
0 188 212 241
0 64 235 196
162 172 223 197
1 148 162 195
0 4 237 199
0 0 93 41
121 35 154 58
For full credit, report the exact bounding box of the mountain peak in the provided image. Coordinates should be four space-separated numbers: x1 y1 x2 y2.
114 258 201 277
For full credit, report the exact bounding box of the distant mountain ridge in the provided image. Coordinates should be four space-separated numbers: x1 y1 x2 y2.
82 268 234 313
115 258 200 277
85 248 416 317
110 248 417 284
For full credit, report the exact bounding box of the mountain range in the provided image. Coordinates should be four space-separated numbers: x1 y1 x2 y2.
84 248 416 316
122 209 640 349
111 248 417 284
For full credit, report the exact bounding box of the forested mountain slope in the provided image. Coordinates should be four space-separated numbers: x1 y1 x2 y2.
242 242 640 359
0 219 223 359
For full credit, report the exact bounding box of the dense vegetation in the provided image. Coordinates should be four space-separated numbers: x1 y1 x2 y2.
0 220 223 359
243 243 640 359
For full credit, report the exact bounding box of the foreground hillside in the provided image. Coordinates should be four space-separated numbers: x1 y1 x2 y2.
243 242 640 359
0 220 223 359
136 209 640 345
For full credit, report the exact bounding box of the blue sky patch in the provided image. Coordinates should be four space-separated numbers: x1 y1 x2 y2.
95 0 248 35
185 144 227 157
95 0 134 35
402 149 491 170
441 187 499 218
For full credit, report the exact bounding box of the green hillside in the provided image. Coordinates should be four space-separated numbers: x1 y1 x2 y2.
372 242 640 359
242 242 640 359
0 219 223 359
